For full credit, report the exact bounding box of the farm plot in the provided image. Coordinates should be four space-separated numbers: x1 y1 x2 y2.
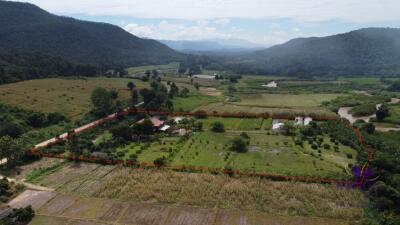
199 117 268 131
31 195 354 225
232 93 340 108
0 77 147 120
114 129 357 178
172 92 222 112
195 102 336 116
27 163 363 221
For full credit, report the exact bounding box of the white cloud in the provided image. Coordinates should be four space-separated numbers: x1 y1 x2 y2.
214 18 230 26
15 0 400 23
124 20 231 40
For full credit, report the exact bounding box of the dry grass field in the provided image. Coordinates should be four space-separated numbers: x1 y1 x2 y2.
0 77 148 120
30 194 356 225
23 160 364 222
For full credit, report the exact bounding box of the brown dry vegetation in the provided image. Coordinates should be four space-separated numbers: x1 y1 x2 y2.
28 162 364 221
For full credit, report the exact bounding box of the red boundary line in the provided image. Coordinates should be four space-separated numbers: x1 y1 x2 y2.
29 108 374 186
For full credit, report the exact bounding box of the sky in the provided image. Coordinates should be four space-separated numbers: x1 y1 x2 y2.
16 0 400 46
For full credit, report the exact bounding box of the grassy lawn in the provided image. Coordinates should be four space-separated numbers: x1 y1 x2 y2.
0 77 148 120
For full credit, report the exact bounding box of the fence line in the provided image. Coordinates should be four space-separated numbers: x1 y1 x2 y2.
29 108 374 186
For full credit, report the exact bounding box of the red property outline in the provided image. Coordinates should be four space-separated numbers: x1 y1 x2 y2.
29 108 374 186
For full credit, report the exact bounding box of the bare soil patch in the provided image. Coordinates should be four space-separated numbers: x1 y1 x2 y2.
8 190 55 210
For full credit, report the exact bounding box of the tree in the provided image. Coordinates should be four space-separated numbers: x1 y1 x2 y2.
91 87 113 116
110 123 132 140
67 134 82 158
240 132 250 139
193 121 203 131
388 80 400 91
362 122 375 134
0 136 25 169
0 122 24 138
165 99 174 111
131 89 139 108
169 82 179 97
230 137 248 153
376 104 390 121
194 83 200 90
180 87 190 97
132 119 154 135
152 69 159 78
228 85 237 93
154 156 167 167
145 70 151 77
127 82 136 91
27 112 47 127
109 88 119 99
281 122 296 136
211 121 225 133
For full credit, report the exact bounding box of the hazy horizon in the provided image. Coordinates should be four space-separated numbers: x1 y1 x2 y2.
12 0 400 45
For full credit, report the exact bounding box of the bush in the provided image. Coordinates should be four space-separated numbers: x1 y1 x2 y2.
240 132 250 139
211 121 225 133
27 112 47 127
154 156 167 166
346 153 353 159
311 144 318 150
229 137 249 153
323 143 330 150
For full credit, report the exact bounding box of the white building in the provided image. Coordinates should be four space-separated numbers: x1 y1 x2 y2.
272 120 285 130
304 117 313 126
294 117 304 126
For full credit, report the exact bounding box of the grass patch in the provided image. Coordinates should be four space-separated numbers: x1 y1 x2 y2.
172 92 222 111
350 103 377 116
25 161 66 183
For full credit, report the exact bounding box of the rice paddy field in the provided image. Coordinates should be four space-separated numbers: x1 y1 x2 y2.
0 77 148 120
21 159 364 224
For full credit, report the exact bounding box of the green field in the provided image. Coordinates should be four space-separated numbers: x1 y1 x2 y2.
338 77 382 85
0 77 148 120
126 62 179 75
382 103 400 124
172 93 222 112
116 130 357 178
233 93 340 108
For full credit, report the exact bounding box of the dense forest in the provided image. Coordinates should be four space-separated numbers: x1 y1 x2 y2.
0 51 100 84
215 28 400 77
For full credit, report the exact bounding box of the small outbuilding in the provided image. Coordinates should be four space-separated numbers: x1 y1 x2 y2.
272 120 285 130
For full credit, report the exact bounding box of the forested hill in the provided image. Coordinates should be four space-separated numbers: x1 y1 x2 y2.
225 28 400 76
0 1 184 67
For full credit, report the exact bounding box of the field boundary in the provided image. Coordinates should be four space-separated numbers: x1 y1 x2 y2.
29 108 374 187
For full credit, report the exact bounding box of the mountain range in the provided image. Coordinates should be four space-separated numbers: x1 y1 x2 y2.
0 1 184 67
159 39 265 54
1 1 400 79
224 28 400 76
